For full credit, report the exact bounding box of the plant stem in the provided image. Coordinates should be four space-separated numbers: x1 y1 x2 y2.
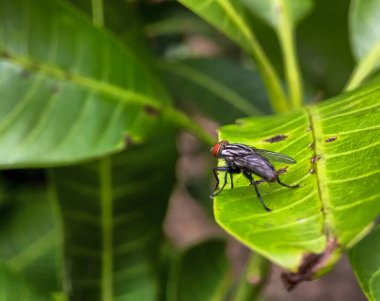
345 42 380 91
217 0 289 113
277 0 303 108
248 36 289 113
233 253 270 301
92 0 104 27
163 107 215 145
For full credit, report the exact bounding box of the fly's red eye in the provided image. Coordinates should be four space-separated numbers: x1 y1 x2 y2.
211 143 221 157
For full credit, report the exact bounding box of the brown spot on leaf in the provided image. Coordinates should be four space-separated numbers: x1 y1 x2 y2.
325 136 337 143
19 69 32 79
310 168 315 174
64 71 72 80
281 238 339 291
310 154 321 164
50 85 59 95
124 135 136 146
144 105 160 116
0 49 10 58
308 142 314 149
264 134 288 143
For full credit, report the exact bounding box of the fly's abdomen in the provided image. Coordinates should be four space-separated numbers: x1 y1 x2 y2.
236 154 277 181
251 162 277 181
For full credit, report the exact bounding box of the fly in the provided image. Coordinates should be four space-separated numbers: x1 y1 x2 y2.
211 140 299 212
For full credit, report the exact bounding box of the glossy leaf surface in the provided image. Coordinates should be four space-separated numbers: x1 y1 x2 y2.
0 0 169 167
214 83 380 270
350 0 380 63
242 0 313 28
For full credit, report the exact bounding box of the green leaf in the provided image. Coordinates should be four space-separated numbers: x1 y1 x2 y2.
50 122 177 301
0 186 61 293
346 0 380 90
213 82 380 273
161 57 271 123
177 0 288 113
0 264 53 301
349 225 380 301
0 0 169 167
241 0 313 28
297 0 355 96
167 240 230 301
350 0 380 62
241 0 309 108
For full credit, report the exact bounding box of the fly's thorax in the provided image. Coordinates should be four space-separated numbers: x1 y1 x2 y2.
220 143 253 157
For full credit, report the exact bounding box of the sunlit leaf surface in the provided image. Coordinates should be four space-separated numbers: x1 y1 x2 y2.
214 83 380 270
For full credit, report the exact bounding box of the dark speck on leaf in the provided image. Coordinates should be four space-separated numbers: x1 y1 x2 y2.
20 69 31 79
124 135 136 146
310 168 315 174
325 136 337 143
64 71 72 80
264 134 288 143
310 154 322 164
0 50 10 58
50 85 59 95
308 142 314 149
144 105 160 116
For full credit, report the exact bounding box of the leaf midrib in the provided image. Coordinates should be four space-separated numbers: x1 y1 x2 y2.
306 105 330 240
100 158 113 301
0 51 163 108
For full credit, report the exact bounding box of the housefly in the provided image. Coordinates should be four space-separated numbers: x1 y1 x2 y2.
211 140 299 212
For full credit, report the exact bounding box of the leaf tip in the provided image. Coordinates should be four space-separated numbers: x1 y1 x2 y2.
280 237 340 291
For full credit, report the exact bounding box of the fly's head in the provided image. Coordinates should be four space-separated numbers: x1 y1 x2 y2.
211 140 229 158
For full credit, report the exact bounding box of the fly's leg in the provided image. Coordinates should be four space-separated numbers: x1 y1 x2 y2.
277 178 300 189
212 166 239 197
212 166 231 197
243 171 271 212
276 166 288 176
253 178 266 186
275 167 299 188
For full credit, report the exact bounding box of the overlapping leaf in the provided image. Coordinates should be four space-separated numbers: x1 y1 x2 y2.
349 225 380 301
0 264 52 301
0 187 61 293
161 57 271 123
350 0 380 63
167 240 230 301
347 0 380 90
241 0 313 28
214 82 380 270
0 0 169 167
51 122 177 301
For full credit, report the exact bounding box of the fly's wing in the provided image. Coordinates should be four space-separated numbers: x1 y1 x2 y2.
253 148 297 164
